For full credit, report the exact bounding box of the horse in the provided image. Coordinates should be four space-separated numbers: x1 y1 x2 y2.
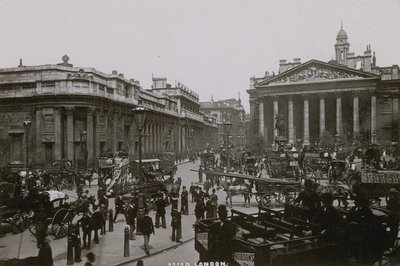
219 180 252 207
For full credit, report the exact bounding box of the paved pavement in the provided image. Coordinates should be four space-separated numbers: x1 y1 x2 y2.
0 159 261 266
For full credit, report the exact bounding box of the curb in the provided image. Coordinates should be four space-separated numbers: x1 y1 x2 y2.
115 237 195 266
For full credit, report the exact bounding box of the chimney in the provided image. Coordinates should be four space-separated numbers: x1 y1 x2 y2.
279 59 288 73
293 58 301 64
112 70 118 75
118 73 124 78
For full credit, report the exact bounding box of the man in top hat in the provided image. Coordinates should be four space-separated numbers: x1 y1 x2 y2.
78 210 93 249
180 186 189 215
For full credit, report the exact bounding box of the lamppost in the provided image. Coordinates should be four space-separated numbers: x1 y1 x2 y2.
335 132 340 152
224 121 232 171
22 117 31 169
131 105 148 186
372 132 376 144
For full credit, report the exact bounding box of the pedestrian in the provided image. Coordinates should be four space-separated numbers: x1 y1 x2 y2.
180 186 189 215
113 194 125 223
155 194 167 229
78 210 93 249
169 188 179 214
37 239 53 266
98 191 109 209
189 182 196 203
34 206 48 248
91 205 103 244
198 166 203 183
210 189 218 218
99 204 108 235
171 207 182 243
137 211 155 256
125 199 138 240
195 197 205 224
205 197 213 219
91 169 98 188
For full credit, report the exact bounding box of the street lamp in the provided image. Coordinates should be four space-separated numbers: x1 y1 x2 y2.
372 132 376 144
22 117 31 169
224 121 232 171
131 105 148 186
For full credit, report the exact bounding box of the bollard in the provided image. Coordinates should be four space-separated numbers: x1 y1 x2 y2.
74 233 81 263
67 233 74 265
124 227 130 257
108 209 114 232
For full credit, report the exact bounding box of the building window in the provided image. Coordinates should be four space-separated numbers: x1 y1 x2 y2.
42 81 56 88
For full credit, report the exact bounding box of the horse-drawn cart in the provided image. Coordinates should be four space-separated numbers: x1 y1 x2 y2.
194 170 301 208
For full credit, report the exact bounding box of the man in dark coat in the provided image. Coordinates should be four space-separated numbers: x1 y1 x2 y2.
155 194 167 228
113 194 125 223
169 188 179 214
312 192 344 236
137 211 154 256
37 239 53 266
171 207 182 242
125 199 138 240
91 206 104 244
180 186 189 215
293 179 321 220
78 211 93 249
189 182 196 203
210 189 218 218
195 197 206 224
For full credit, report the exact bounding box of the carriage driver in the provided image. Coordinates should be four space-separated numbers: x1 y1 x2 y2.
293 179 321 220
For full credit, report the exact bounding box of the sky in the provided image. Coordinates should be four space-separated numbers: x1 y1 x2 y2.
0 0 400 112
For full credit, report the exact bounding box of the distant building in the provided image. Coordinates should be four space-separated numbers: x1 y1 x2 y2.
200 96 246 148
248 26 400 147
0 56 218 167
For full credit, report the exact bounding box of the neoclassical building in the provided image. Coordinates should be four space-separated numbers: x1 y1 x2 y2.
0 56 218 168
248 27 400 147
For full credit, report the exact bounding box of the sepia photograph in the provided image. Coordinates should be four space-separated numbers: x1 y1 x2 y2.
1 0 400 265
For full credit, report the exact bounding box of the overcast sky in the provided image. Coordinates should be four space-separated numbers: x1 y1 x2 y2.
1 0 399 112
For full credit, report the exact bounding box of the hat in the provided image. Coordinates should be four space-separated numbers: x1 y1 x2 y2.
218 205 228 214
182 186 186 189
304 179 314 188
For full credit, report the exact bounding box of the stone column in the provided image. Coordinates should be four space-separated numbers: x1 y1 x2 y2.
353 92 360 138
319 95 325 137
336 95 342 135
371 93 377 142
393 95 400 142
104 111 109 151
258 99 264 136
303 96 310 146
35 108 43 165
112 112 118 154
273 97 279 140
86 107 95 167
65 106 75 162
94 110 101 166
54 108 62 160
288 97 294 144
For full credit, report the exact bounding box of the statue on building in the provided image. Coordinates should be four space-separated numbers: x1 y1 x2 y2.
275 114 286 137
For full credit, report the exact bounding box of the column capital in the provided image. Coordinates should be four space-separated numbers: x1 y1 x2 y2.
64 106 75 115
87 106 96 115
352 90 361 96
302 94 311 100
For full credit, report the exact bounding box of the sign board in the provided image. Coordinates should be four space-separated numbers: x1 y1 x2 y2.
196 232 208 250
305 153 320 158
233 252 255 266
289 161 298 167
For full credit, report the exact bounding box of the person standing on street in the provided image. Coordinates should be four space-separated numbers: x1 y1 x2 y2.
155 194 167 229
34 207 48 248
138 211 155 256
78 211 93 249
169 188 179 214
91 205 104 244
189 182 196 203
180 186 189 215
113 194 125 223
171 207 182 243
125 199 138 240
210 189 219 218
195 197 205 224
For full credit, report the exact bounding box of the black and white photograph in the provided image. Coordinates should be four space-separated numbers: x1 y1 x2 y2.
1 0 400 265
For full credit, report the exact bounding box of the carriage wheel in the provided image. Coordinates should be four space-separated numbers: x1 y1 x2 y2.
261 193 276 208
11 213 26 234
277 186 300 204
52 208 70 239
27 210 36 236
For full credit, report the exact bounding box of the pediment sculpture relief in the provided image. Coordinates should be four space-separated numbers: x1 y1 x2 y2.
269 65 362 85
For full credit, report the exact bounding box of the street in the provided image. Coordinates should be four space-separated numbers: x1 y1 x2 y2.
0 159 259 266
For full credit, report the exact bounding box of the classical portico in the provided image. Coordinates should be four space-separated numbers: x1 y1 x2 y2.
250 59 380 146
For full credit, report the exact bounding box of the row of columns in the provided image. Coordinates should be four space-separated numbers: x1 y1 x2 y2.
258 92 377 145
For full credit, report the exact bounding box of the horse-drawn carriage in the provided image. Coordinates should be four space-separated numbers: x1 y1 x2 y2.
266 151 299 180
195 204 397 265
196 170 301 208
43 159 76 190
199 151 215 170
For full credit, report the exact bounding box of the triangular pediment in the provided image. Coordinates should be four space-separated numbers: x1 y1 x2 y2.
258 59 378 86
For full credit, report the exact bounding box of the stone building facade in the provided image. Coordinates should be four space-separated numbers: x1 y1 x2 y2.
248 27 400 147
0 56 218 168
200 97 246 148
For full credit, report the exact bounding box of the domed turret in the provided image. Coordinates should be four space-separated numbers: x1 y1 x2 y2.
336 28 348 40
334 22 350 65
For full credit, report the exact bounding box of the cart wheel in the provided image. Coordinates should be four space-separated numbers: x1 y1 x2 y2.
27 210 36 236
261 193 275 208
255 194 261 203
52 208 69 239
11 213 26 234
277 186 300 204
